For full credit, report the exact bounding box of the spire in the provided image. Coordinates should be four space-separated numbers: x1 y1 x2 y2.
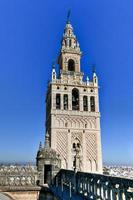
92 65 98 86
52 62 56 80
39 141 42 151
86 76 89 86
66 10 71 24
60 14 81 54
58 14 82 73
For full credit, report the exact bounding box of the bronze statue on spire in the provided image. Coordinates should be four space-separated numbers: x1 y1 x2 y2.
67 10 71 23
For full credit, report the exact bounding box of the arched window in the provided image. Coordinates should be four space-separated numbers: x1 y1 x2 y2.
90 96 95 112
73 143 76 149
72 88 79 110
83 96 88 111
68 59 75 71
64 94 68 110
56 94 61 109
65 40 67 47
77 143 80 148
69 39 72 47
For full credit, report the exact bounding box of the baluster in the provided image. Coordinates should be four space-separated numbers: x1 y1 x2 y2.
101 186 104 199
118 189 123 200
103 184 106 199
122 191 126 200
82 178 85 195
116 192 119 200
61 178 63 192
56 176 58 188
107 186 111 200
95 182 98 197
110 188 113 200
97 187 100 196
92 179 95 198
112 188 117 200
87 178 90 196
69 181 72 199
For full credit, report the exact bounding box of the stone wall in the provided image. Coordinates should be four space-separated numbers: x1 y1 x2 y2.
3 191 39 200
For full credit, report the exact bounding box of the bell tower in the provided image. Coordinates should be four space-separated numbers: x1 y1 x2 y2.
58 20 81 73
44 18 103 174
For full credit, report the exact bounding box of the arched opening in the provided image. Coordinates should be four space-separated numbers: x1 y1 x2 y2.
72 88 79 110
73 143 76 149
69 39 72 47
83 96 88 111
56 94 61 109
63 94 68 110
68 59 75 71
90 96 95 112
65 40 67 47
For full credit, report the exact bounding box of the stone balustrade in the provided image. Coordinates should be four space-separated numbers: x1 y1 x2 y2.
0 165 38 187
53 169 133 200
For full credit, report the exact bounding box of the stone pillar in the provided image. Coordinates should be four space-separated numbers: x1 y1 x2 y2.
61 93 63 110
80 94 83 111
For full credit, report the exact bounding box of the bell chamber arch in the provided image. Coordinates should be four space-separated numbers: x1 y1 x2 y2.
72 88 79 110
68 59 75 71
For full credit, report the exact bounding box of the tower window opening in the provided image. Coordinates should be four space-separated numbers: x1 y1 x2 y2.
90 96 95 112
56 94 61 109
65 122 68 127
73 143 76 149
68 59 75 71
65 40 67 47
64 94 68 110
83 96 88 111
77 143 80 148
72 88 79 110
69 39 72 47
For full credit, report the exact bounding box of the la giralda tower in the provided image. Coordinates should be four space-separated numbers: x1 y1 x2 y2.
45 19 103 173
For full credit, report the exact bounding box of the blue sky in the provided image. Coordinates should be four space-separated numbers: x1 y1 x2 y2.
0 0 133 165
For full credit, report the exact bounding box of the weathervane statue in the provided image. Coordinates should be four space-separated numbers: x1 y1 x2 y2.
67 10 71 23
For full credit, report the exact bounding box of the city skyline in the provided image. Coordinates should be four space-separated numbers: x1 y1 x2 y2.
0 0 133 166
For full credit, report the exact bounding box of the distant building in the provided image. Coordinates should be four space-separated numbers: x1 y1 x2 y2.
37 18 103 185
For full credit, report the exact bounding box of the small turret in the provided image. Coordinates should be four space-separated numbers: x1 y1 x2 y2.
39 141 42 151
86 76 89 86
52 63 56 80
61 21 81 53
93 66 98 86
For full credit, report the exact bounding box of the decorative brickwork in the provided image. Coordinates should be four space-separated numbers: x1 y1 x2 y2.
56 131 68 168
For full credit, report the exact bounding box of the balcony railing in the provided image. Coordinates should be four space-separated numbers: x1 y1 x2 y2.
52 169 133 200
